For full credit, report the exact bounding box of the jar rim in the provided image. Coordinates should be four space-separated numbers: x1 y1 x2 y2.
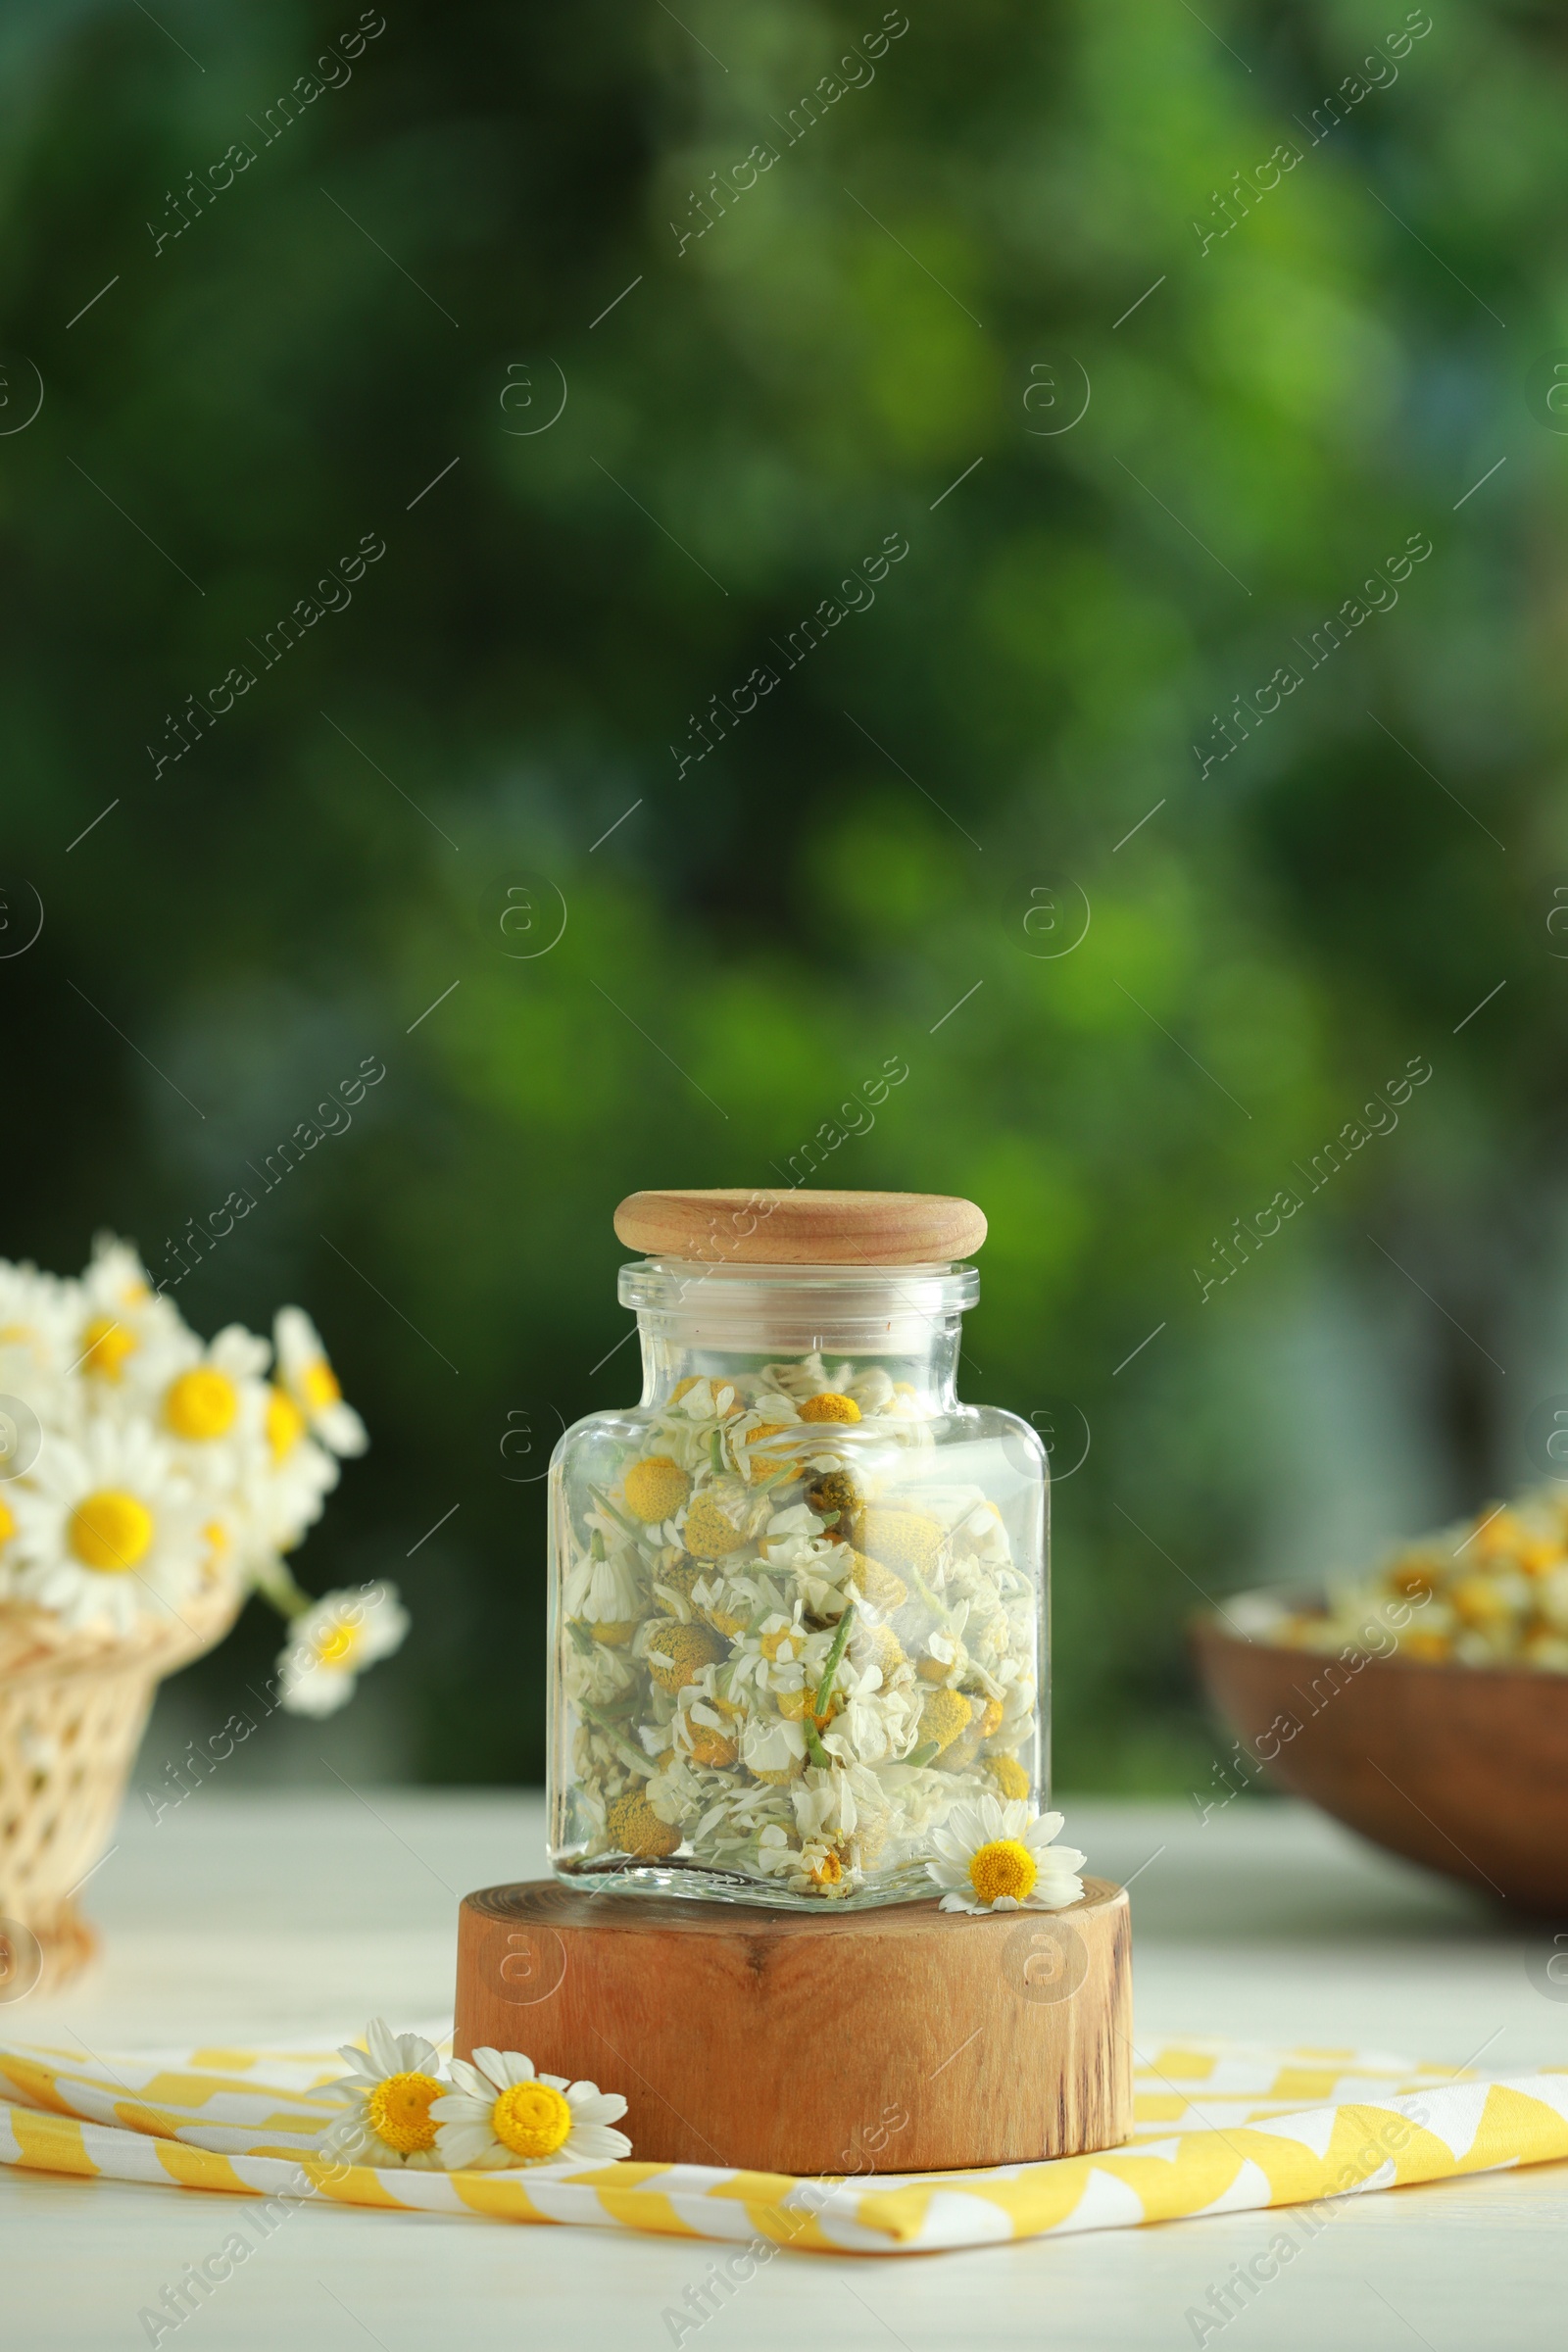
618 1256 979 1327
620 1253 978 1294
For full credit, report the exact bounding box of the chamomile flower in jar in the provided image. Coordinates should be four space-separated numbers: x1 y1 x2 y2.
546 1189 1049 1908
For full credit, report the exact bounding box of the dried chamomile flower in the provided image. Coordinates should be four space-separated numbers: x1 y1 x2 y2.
683 1491 748 1560
917 1688 974 1756
624 1455 691 1524
607 1788 681 1857
799 1393 861 1425
643 1617 725 1691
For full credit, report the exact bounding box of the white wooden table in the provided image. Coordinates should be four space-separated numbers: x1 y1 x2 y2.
5 1790 1565 2348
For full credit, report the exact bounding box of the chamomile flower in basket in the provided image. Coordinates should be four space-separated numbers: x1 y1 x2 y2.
0 1235 408 1989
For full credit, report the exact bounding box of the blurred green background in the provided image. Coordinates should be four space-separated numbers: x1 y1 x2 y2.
3 0 1562 1795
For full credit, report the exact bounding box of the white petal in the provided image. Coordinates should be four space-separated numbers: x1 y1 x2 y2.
435 2123 498 2170
468 2047 516 2094
446 2059 488 2099
943 1802 984 1847
564 2086 626 2125
938 1890 979 1912
365 2020 401 2075
1032 1875 1086 1912
429 2093 489 2125
564 2124 632 2161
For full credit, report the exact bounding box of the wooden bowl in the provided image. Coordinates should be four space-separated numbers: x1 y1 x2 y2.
1191 1597 1568 1913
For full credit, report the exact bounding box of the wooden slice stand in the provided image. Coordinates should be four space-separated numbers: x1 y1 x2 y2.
455 1877 1132 2176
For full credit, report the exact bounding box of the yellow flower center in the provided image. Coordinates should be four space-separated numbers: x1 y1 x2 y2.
302 1358 342 1411
69 1489 154 1573
366 2070 442 2154
0 1497 15 1544
490 2079 573 2161
798 1392 860 1424
623 1455 692 1525
682 1493 745 1560
315 1622 361 1669
809 1852 844 1886
967 1838 1038 1907
685 1720 739 1768
166 1367 239 1441
589 1619 637 1647
80 1317 136 1380
607 1788 682 1856
267 1386 306 1462
644 1617 724 1692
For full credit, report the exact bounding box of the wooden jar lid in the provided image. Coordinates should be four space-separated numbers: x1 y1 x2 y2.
612 1188 986 1265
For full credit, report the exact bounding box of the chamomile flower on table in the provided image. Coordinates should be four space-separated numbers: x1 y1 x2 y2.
432 2047 631 2172
274 1579 409 1715
926 1796 1087 1915
272 1305 368 1457
7 1416 207 1635
329 2020 448 2169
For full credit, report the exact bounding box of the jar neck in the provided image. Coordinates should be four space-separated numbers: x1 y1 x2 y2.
619 1259 977 1414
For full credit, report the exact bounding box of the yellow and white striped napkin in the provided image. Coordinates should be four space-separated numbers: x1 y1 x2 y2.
2 2034 1565 2253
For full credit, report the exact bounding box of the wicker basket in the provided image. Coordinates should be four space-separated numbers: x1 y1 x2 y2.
0 1581 242 1994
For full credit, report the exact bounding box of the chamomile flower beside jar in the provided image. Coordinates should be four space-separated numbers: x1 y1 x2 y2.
547 1189 1049 1909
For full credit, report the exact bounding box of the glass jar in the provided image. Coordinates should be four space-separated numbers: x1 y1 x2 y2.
547 1194 1048 1908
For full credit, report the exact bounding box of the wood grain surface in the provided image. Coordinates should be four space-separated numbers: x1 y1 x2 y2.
1192 1616 1568 1911
612 1188 988 1266
455 1877 1131 2173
